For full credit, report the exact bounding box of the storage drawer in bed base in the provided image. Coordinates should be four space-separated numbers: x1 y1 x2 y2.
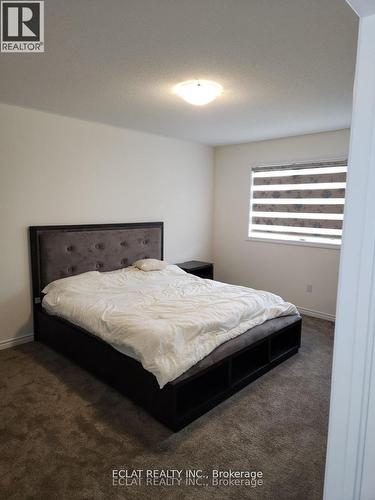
35 308 302 431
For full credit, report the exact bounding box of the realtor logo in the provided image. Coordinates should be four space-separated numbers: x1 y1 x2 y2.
1 1 44 52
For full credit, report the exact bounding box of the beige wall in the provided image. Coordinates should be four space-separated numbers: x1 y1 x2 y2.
0 103 213 346
0 102 349 346
213 129 350 319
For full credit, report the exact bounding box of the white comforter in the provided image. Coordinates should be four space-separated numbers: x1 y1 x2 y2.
42 265 298 388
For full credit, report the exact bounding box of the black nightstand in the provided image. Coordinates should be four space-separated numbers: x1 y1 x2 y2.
177 260 214 280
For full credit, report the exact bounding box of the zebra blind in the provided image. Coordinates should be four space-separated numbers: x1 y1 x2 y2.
249 160 347 245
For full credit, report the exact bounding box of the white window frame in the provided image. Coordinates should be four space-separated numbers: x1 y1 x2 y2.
247 159 347 250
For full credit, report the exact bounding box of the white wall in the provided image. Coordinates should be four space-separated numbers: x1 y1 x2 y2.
213 129 350 319
0 103 213 347
0 102 349 347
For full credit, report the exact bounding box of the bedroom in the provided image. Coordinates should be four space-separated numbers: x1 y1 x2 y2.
1 1 375 499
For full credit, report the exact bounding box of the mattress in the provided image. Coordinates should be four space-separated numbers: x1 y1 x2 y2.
42 264 298 388
172 314 301 384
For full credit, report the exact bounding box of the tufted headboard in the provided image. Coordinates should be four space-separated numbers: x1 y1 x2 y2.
29 222 163 302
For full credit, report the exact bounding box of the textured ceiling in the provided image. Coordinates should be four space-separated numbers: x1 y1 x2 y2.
0 0 358 145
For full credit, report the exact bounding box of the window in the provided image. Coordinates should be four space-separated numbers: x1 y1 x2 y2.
248 160 347 247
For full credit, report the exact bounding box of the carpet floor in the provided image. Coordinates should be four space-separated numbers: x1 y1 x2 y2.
0 315 333 500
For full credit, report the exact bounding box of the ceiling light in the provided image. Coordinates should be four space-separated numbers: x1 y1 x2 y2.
173 80 223 106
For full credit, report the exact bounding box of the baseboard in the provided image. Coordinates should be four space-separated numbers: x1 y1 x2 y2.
0 333 34 350
0 308 334 350
297 306 335 322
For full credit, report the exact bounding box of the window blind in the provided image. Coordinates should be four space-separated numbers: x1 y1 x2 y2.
249 160 347 245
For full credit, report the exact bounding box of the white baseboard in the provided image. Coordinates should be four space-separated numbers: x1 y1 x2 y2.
0 333 34 350
297 306 335 322
0 309 334 350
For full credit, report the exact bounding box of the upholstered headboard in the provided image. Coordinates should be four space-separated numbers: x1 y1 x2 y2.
29 222 163 302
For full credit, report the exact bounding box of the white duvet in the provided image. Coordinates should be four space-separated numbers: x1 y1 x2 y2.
42 265 298 388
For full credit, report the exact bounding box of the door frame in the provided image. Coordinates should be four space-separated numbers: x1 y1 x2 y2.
324 3 375 499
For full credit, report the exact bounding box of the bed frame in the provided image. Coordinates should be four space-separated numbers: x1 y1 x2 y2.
29 222 302 431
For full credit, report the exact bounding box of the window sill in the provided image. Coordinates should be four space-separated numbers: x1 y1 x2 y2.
246 236 341 250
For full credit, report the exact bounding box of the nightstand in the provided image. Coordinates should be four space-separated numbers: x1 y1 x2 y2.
177 260 214 279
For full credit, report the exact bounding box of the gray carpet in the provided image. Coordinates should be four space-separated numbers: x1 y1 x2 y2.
0 316 333 500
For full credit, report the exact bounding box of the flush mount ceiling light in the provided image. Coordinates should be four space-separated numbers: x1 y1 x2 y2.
173 80 223 106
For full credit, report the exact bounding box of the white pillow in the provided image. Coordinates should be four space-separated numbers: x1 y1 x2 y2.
133 258 167 271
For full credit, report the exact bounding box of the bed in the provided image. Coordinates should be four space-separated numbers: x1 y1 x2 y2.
30 222 302 431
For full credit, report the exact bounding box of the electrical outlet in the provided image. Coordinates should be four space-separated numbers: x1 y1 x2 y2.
306 284 313 293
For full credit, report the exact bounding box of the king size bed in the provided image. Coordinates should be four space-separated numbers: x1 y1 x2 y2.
30 222 302 431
